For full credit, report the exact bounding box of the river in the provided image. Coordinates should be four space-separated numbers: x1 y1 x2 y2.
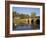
13 24 40 31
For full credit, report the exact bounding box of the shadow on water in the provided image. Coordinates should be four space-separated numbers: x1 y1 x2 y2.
35 19 40 29
13 19 40 31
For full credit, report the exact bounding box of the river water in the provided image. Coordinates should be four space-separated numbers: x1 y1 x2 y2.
13 24 40 31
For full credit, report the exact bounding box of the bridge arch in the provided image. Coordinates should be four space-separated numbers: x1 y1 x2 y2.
35 19 40 25
31 19 34 24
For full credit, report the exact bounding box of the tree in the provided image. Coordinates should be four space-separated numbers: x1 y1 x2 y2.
13 11 16 17
31 12 36 17
20 14 25 19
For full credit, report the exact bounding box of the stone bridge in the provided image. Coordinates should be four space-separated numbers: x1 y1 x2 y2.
14 16 40 25
26 16 40 24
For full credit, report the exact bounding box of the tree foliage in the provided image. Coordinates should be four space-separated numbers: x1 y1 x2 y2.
31 12 36 17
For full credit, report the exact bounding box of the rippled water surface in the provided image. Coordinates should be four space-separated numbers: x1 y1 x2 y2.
13 24 40 31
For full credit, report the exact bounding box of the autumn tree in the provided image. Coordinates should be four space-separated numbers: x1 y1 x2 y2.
31 12 36 17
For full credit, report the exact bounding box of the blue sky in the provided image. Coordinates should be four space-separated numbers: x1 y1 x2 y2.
13 7 40 16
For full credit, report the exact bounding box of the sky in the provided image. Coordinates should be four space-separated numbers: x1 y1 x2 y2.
13 7 40 16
